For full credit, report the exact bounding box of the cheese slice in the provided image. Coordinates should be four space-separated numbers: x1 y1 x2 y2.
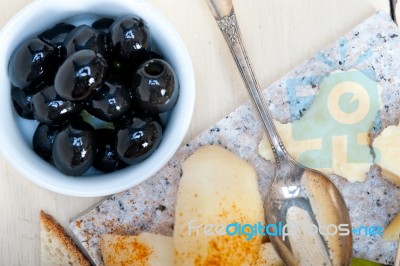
383 212 400 241
174 145 264 265
372 123 400 186
101 233 173 266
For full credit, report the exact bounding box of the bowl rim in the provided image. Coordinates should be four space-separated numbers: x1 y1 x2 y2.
0 0 195 197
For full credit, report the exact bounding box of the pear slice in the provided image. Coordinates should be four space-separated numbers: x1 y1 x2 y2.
173 145 264 265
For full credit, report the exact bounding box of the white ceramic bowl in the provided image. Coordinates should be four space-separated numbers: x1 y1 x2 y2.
0 0 195 197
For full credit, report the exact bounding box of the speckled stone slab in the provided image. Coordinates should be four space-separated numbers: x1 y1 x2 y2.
70 11 400 265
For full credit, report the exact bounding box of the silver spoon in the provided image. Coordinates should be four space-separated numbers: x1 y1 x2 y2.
204 1 352 265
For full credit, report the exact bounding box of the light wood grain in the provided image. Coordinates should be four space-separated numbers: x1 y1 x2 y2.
0 0 391 265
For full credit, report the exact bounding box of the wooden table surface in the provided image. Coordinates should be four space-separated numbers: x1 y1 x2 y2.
0 0 392 265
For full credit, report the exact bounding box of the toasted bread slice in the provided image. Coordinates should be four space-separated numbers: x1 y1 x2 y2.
40 210 90 266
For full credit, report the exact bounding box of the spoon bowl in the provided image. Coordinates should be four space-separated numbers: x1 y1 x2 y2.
265 159 352 265
205 0 352 264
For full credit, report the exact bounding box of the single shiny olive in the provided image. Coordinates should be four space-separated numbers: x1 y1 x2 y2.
8 37 57 89
115 114 162 165
39 23 75 63
11 83 46 119
52 119 96 176
109 15 151 60
132 59 179 114
63 25 106 57
33 123 63 162
32 85 84 124
93 128 128 173
86 81 132 122
55 49 107 101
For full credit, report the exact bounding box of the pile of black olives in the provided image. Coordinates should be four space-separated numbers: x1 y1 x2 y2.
8 15 179 176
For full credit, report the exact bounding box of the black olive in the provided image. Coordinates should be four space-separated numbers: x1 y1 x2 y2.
8 37 57 89
93 128 128 173
39 23 76 63
33 123 63 162
32 85 84 124
115 114 162 165
40 23 76 47
63 25 106 57
86 81 132 122
109 15 151 60
54 49 107 101
132 59 179 113
92 18 115 60
52 119 96 176
11 83 46 119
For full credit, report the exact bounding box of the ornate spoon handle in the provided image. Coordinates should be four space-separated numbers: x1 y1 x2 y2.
205 1 288 164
